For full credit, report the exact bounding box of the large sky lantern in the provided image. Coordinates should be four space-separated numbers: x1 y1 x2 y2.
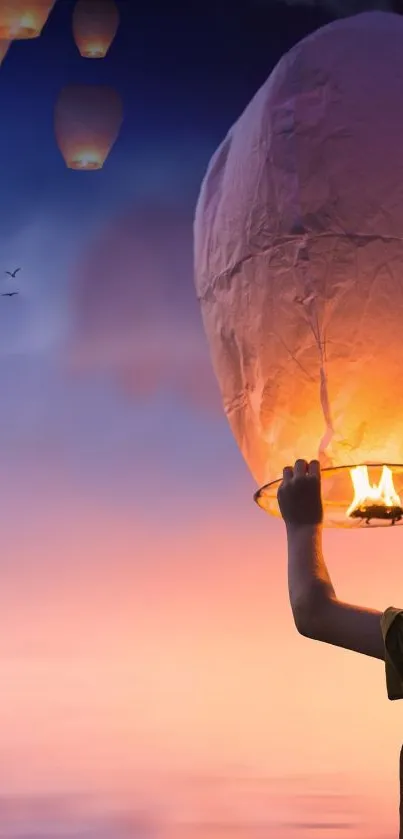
54 84 123 170
72 0 120 59
194 10 403 529
0 0 55 39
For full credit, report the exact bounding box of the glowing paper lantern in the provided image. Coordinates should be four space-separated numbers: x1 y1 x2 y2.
194 11 403 528
72 0 119 58
0 0 55 39
54 84 123 170
0 40 10 64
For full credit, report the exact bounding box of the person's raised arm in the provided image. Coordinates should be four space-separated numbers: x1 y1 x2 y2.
278 459 385 661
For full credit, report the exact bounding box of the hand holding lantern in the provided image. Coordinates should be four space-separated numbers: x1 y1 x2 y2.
278 460 323 530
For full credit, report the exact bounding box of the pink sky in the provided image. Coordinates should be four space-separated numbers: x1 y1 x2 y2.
1 439 402 837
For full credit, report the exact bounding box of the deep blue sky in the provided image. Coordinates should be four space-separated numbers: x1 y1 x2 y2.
0 0 333 509
0 0 331 230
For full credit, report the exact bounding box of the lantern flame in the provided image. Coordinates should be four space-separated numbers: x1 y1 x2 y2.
82 43 105 58
346 465 403 522
69 151 104 170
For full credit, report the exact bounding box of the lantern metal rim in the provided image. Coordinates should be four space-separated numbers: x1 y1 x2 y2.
254 462 403 528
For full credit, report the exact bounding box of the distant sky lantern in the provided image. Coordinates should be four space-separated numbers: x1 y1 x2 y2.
72 0 119 58
0 0 55 39
54 84 123 170
194 11 403 529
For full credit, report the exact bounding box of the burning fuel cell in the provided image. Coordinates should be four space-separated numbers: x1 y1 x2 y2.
194 11 403 528
347 465 403 524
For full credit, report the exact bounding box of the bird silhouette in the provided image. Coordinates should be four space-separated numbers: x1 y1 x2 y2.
5 268 21 278
2 292 18 297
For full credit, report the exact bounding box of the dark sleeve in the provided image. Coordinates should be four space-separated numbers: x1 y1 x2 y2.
381 607 403 700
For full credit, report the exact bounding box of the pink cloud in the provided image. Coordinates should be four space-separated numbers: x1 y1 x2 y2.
0 785 361 838
0 794 157 839
68 204 221 414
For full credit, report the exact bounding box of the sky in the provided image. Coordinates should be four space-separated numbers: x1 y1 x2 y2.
1 0 403 837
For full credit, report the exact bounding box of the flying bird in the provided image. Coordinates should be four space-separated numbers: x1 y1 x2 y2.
5 268 21 278
2 292 18 297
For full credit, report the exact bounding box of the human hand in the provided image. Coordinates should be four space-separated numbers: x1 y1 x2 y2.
277 459 323 529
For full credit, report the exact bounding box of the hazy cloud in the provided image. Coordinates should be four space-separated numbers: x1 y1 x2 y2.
0 795 156 839
278 821 357 830
0 216 76 358
0 780 365 839
69 204 221 414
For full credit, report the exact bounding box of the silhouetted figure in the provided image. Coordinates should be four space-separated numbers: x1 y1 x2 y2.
5 268 20 278
1 292 18 297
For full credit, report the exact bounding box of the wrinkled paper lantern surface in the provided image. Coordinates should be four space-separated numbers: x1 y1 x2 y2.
72 0 119 58
54 84 123 170
194 12 403 527
0 0 55 38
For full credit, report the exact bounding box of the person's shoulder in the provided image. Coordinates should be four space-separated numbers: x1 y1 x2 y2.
381 606 403 641
381 607 403 701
